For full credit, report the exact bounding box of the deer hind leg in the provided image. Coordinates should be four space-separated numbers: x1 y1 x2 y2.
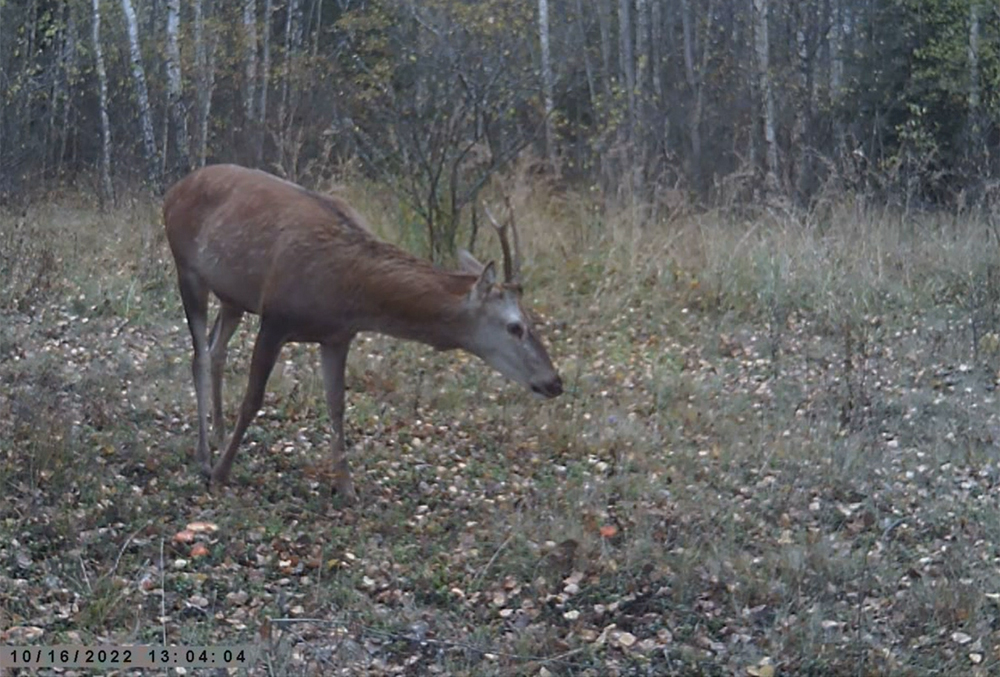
176 270 212 477
320 340 357 504
207 303 243 449
210 317 286 487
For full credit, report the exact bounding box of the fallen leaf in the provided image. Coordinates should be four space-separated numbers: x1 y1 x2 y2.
190 542 210 558
600 524 618 538
951 631 973 645
616 631 637 648
173 529 195 543
1 626 44 642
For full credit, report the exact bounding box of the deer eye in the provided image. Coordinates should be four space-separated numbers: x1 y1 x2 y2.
506 322 525 339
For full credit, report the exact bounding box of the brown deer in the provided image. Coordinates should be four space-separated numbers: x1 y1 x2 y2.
163 164 562 502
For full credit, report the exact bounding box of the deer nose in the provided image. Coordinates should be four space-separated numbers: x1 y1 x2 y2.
532 376 563 398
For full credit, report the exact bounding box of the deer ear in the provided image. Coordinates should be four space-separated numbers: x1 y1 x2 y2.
458 249 485 275
472 261 497 300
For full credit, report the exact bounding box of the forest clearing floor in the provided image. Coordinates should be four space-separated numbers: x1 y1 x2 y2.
4 192 1000 676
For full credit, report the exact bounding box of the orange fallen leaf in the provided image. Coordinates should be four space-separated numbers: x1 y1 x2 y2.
173 529 196 543
190 542 210 558
599 524 618 538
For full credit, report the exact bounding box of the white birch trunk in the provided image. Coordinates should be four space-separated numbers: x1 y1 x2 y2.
574 0 597 106
538 0 556 168
193 0 217 167
680 0 702 174
634 0 648 101
92 0 114 204
243 0 258 133
256 0 273 164
121 0 161 189
278 0 301 170
166 0 190 173
968 1 980 114
829 0 843 105
650 0 663 103
618 0 635 130
595 0 613 101
753 0 778 190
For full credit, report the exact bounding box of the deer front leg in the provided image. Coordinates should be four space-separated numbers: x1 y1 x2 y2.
208 303 243 449
210 319 286 487
320 340 357 504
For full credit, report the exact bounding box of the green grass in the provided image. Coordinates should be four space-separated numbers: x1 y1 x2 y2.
4 185 1000 675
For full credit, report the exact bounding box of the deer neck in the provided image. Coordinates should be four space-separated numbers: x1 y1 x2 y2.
359 267 476 351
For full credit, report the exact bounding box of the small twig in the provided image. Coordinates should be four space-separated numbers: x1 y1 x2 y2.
471 532 513 591
78 555 92 594
110 523 147 577
159 537 167 645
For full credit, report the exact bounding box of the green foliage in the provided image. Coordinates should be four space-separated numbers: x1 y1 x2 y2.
844 0 1000 202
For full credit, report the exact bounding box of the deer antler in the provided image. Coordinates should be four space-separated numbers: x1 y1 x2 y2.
484 199 522 285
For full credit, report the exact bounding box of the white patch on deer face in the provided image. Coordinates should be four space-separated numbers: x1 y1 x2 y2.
466 287 562 398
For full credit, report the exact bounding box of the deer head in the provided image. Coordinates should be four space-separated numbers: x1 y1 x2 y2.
457 201 562 398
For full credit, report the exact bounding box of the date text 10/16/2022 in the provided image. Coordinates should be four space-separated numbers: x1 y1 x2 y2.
1 645 252 669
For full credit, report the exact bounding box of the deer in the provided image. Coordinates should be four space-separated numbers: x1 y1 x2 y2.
163 164 562 503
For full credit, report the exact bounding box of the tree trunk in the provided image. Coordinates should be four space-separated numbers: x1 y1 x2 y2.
57 5 79 178
595 0 613 102
166 0 190 176
633 0 648 194
243 0 258 146
650 0 663 104
574 0 597 108
634 0 648 100
193 0 217 167
278 0 301 174
256 0 273 165
121 0 161 190
538 0 556 169
794 2 817 200
618 0 635 135
968 1 980 121
680 0 701 178
753 0 778 192
92 0 114 204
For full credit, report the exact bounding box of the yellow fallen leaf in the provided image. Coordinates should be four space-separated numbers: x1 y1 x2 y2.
616 631 637 648
187 521 219 533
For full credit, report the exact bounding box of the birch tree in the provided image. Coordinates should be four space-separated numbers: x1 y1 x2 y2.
968 1 981 132
121 0 161 189
255 0 273 165
538 0 556 169
277 0 302 172
92 0 114 204
680 0 706 182
193 0 217 166
166 0 190 175
243 0 258 140
618 0 635 135
594 0 613 102
753 0 778 191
